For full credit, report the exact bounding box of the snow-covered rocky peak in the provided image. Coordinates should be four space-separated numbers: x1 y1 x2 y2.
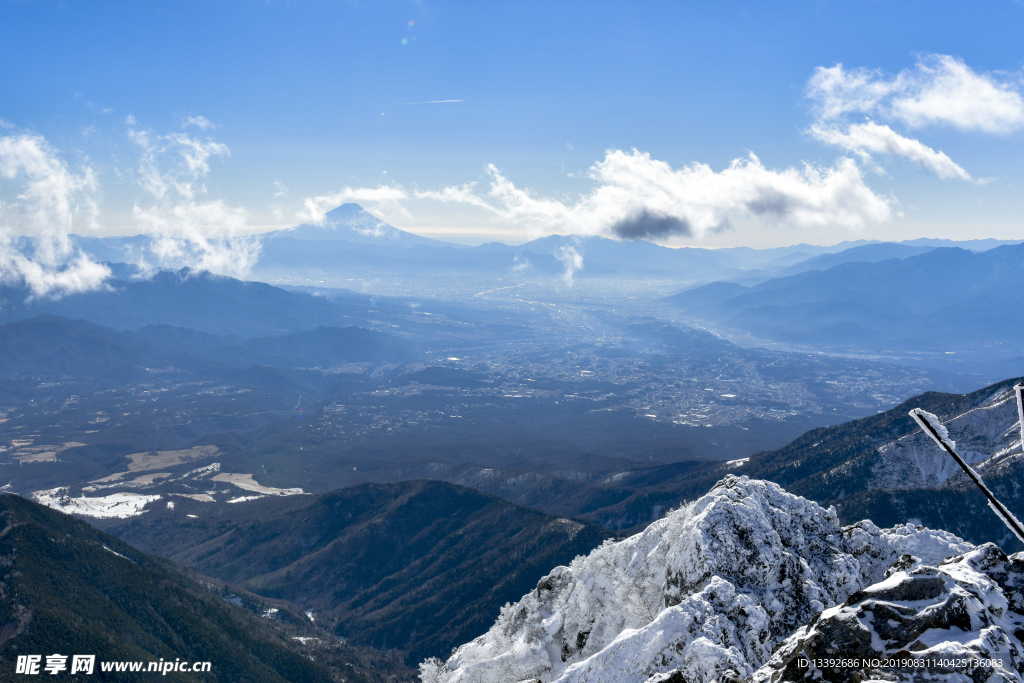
420 476 971 683
751 543 1024 683
871 385 1023 490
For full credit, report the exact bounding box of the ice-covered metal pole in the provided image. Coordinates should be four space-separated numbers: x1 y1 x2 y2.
909 407 1024 544
1014 383 1024 454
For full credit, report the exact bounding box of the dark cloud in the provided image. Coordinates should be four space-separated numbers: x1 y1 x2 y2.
709 219 734 234
610 211 692 240
746 191 797 218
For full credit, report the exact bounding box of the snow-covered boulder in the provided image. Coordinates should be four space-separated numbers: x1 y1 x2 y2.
750 543 1024 683
420 475 971 683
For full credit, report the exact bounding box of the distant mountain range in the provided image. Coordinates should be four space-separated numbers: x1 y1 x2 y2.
254 229 746 283
723 241 938 285
0 314 414 382
249 210 1023 286
63 203 1021 288
664 243 1024 370
0 268 371 337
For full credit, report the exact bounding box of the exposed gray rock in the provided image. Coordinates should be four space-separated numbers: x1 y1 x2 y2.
751 544 1024 683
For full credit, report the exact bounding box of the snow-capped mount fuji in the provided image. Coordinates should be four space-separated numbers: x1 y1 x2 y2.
271 203 452 247
420 476 972 683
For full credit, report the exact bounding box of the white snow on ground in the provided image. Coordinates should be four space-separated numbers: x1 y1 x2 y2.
32 488 160 518
32 464 302 515
83 461 221 493
170 493 216 502
101 545 135 562
212 472 306 496
871 385 1023 489
420 476 971 683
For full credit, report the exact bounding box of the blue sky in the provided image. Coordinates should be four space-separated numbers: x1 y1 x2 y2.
1 0 1023 248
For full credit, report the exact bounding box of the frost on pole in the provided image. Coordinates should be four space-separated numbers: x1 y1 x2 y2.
1015 383 1024 452
909 407 1024 545
909 408 956 452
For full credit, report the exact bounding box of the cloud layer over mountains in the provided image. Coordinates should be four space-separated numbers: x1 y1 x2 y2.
1 55 1021 301
417 151 891 241
0 134 110 298
0 118 261 298
126 117 261 279
326 54 1022 242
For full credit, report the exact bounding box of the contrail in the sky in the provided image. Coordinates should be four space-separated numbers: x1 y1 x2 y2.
404 99 465 104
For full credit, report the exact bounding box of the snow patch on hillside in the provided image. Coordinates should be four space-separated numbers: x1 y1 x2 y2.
33 488 160 518
420 476 971 683
211 472 306 496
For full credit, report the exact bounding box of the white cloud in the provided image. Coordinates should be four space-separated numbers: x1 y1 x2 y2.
892 56 1024 132
805 55 1021 180
415 183 492 211
298 186 409 225
808 64 897 122
809 122 971 180
0 237 110 299
420 150 891 240
131 129 228 200
809 55 1024 133
127 120 260 279
0 134 111 298
137 201 259 278
270 181 289 221
0 134 97 236
183 115 217 130
555 244 583 284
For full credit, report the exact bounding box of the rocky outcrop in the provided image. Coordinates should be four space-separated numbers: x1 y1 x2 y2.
750 543 1024 683
419 476 971 683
